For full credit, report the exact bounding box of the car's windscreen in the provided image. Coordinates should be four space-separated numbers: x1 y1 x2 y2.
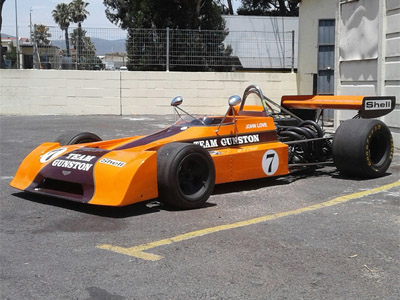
173 115 224 127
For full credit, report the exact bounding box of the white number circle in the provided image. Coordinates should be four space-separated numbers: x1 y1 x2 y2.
262 149 279 176
40 148 67 163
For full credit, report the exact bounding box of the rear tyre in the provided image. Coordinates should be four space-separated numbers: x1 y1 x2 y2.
157 143 215 209
55 131 102 145
332 119 393 178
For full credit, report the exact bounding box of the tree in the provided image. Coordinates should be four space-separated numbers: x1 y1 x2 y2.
69 0 89 25
32 24 52 46
226 0 234 15
103 0 233 71
104 0 227 30
0 0 3 30
69 0 89 68
5 42 17 68
1 0 6 68
70 28 103 69
237 0 300 16
70 28 95 53
52 3 71 56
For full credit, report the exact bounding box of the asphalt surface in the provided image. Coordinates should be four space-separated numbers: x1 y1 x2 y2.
1 115 399 300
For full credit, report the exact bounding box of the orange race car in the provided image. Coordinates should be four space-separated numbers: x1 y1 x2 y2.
10 85 395 209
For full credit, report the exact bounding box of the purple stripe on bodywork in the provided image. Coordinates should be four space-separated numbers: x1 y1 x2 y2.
116 126 182 150
26 148 109 203
116 126 277 151
186 130 278 149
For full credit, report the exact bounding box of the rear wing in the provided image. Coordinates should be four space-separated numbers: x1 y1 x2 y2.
281 95 396 118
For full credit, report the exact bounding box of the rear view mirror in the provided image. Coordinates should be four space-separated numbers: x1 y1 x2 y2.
228 95 241 107
171 96 183 107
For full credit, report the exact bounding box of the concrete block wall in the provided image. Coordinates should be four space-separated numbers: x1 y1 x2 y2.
1 70 121 115
0 70 297 115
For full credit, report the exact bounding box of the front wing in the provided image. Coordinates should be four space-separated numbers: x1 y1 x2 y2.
10 143 158 206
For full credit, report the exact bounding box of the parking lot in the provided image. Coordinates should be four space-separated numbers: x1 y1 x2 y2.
1 115 399 300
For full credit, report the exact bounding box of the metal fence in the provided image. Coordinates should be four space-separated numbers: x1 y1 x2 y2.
6 26 297 71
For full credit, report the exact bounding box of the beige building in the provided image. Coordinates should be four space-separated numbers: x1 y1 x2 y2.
102 52 128 70
298 0 400 146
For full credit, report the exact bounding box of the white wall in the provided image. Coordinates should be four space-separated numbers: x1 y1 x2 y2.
336 0 400 146
0 70 121 115
337 0 380 96
383 0 400 144
298 0 399 147
0 70 297 116
297 0 338 94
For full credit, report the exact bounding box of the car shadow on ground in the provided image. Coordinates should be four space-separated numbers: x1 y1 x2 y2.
12 191 217 216
331 171 394 181
12 192 161 218
11 166 348 218
213 166 338 195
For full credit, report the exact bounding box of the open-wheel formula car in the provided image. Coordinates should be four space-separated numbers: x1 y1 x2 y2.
10 85 395 209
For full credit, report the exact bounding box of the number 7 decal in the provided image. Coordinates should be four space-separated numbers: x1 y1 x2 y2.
40 148 67 163
262 150 279 175
265 153 275 173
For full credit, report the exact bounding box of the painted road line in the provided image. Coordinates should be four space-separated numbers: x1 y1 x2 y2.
96 180 400 261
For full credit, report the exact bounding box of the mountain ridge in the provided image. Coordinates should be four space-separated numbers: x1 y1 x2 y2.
2 33 126 56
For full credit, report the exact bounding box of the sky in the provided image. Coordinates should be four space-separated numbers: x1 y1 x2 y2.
2 0 241 39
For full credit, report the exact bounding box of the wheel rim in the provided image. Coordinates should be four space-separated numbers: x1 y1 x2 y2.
177 153 209 200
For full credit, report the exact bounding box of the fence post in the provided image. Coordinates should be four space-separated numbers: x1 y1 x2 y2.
15 0 20 69
291 30 295 73
166 27 170 72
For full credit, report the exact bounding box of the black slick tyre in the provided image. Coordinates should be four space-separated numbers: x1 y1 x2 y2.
55 131 102 145
332 119 393 178
157 143 215 209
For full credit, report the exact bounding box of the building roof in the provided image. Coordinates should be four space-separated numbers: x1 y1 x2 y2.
223 15 299 69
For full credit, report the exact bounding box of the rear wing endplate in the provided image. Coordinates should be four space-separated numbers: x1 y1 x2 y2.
281 95 396 118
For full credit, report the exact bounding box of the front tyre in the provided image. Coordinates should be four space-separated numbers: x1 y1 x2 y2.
55 131 102 145
157 143 215 209
332 119 393 178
